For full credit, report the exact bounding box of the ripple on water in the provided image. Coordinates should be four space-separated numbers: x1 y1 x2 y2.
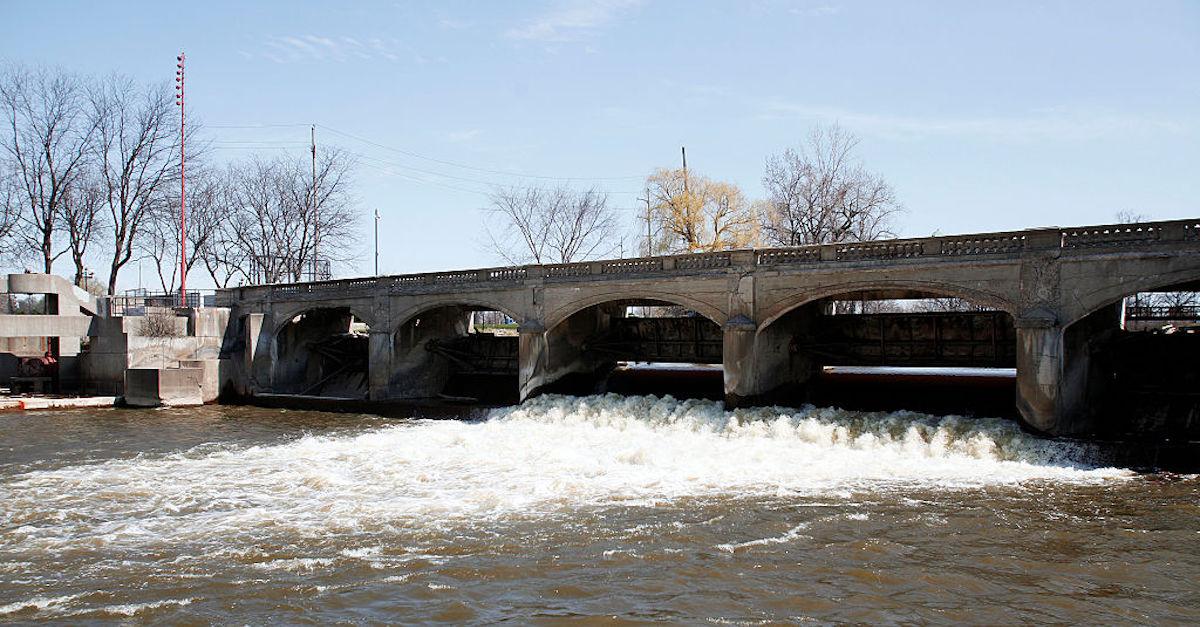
1 395 1188 624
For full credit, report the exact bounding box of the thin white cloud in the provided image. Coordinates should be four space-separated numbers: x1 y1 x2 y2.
761 102 1197 142
789 4 840 16
256 35 404 63
506 0 642 42
448 129 482 143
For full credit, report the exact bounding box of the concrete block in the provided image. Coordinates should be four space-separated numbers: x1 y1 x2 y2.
179 359 224 403
123 367 204 407
188 308 231 338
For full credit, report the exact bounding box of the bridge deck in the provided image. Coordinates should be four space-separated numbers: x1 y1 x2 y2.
219 218 1200 301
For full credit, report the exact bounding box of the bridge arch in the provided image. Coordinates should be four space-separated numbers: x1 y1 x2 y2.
271 305 373 398
388 298 524 404
730 279 1020 415
1063 264 1200 329
544 289 727 331
1053 262 1200 439
528 291 728 401
391 297 524 337
758 280 1017 330
272 302 376 336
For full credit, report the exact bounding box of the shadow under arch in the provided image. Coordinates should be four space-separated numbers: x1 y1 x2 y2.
759 280 1017 331
389 299 523 404
271 305 372 398
272 302 376 337
1055 268 1200 439
530 293 727 401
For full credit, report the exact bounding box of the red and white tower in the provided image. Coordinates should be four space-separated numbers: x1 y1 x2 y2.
174 52 187 306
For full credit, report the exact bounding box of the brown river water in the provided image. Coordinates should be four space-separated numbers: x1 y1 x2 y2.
1 395 1198 624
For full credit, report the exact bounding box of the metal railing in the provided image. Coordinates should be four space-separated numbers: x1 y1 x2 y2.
108 289 216 315
220 217 1200 302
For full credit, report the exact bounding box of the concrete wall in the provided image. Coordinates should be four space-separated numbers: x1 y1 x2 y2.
75 307 230 396
1 273 96 392
124 367 204 407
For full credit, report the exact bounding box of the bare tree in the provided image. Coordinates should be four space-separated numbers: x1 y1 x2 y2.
58 176 107 285
485 184 619 264
139 205 180 293
760 124 901 247
0 66 98 272
91 75 181 295
277 147 357 276
0 167 19 261
910 296 992 312
193 166 247 287
223 150 357 284
1115 210 1147 224
141 165 229 292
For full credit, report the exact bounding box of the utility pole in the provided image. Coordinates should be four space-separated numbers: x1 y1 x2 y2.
642 188 652 256
174 52 187 307
374 209 380 276
311 124 319 280
681 146 688 195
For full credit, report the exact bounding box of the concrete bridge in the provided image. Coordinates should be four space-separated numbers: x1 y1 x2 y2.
217 217 1200 438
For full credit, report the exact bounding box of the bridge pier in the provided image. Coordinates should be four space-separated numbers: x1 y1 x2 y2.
519 304 625 399
368 329 392 400
1014 316 1061 434
1014 302 1124 437
723 308 821 407
518 322 547 401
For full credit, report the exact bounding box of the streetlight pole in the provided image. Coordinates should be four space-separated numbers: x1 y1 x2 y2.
374 209 380 276
174 53 187 306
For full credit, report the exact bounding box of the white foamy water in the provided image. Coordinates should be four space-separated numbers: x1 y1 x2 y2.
0 395 1128 555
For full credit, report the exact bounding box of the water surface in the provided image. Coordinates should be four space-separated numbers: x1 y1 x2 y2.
1 396 1197 623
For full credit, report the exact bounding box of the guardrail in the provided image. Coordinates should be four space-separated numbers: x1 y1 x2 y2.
1125 305 1200 321
221 217 1200 302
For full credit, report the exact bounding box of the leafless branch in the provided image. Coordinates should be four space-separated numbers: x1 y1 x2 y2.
0 65 98 272
760 124 902 247
484 184 619 265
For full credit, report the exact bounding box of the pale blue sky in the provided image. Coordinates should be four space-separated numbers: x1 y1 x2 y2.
3 0 1198 287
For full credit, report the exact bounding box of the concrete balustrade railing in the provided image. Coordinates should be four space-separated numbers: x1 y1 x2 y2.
220 217 1200 303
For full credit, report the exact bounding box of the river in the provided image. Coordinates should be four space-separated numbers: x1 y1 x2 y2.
1 395 1198 623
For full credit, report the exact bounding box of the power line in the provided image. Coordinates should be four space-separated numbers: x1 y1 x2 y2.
209 124 649 197
315 123 644 182
211 121 647 188
314 121 643 180
209 123 313 129
344 148 641 196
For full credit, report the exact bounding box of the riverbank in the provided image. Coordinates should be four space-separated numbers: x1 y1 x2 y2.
0 396 117 412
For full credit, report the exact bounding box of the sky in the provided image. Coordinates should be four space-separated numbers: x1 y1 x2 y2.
2 0 1198 289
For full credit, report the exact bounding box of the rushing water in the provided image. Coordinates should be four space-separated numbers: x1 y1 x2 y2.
1 395 1198 623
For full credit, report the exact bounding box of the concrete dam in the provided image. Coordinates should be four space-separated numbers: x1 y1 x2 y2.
216 218 1200 440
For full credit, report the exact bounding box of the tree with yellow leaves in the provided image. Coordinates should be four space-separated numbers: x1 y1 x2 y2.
644 167 756 254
